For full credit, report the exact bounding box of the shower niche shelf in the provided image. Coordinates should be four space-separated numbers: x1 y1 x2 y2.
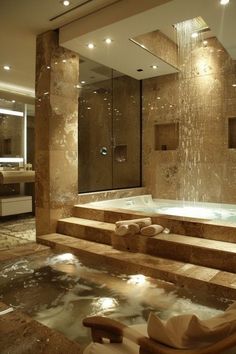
228 117 236 149
154 122 179 151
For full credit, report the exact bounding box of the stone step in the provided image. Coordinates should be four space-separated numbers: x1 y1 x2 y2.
73 205 236 244
57 217 114 245
146 233 236 273
37 233 236 301
57 216 236 272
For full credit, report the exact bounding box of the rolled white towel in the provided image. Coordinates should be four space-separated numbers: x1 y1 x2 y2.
115 223 140 236
128 223 140 235
115 224 129 236
115 217 152 228
140 224 164 237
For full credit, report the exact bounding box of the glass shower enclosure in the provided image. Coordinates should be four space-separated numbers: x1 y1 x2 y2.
78 58 141 193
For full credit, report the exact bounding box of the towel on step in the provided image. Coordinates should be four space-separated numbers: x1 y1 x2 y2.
115 217 152 229
147 302 236 349
115 223 140 236
140 224 163 237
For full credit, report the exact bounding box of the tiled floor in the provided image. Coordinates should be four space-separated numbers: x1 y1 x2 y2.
0 214 36 250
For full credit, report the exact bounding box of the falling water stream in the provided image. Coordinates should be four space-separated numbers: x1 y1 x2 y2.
176 18 205 202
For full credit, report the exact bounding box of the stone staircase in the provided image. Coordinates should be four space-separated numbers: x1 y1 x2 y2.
37 203 236 301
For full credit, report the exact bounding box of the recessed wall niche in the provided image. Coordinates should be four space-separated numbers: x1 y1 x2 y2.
228 117 236 149
154 122 179 151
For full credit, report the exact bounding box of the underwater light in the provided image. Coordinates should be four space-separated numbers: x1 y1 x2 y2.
94 297 118 311
56 253 75 262
128 274 147 285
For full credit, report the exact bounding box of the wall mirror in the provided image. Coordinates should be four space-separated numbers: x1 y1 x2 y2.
0 98 35 165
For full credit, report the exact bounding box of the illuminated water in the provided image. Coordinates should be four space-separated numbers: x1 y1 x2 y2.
0 252 229 347
89 195 236 222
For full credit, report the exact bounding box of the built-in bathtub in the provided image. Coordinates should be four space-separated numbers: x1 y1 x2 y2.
88 195 236 223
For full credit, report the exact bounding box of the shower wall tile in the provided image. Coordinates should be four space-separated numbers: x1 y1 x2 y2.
143 37 236 203
35 30 79 235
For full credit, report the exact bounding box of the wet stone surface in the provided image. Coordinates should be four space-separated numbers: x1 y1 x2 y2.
0 250 231 353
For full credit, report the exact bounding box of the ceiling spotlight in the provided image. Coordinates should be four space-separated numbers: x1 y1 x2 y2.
191 32 198 38
105 38 112 44
232 84 236 87
3 65 11 71
220 0 229 5
87 43 95 49
63 0 70 6
81 80 86 84
151 65 158 69
203 40 208 46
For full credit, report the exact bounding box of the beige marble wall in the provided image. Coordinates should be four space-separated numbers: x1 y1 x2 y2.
35 30 79 235
143 37 236 203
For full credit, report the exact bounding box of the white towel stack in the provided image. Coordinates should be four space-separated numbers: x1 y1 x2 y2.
115 217 164 237
115 218 151 236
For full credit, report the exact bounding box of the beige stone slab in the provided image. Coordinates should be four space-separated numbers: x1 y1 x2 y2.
59 217 115 231
0 301 82 353
157 233 236 252
177 263 220 282
211 272 236 289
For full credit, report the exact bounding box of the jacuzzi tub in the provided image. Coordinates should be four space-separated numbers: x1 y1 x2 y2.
88 195 236 222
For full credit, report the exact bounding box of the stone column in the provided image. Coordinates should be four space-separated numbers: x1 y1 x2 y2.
35 30 79 236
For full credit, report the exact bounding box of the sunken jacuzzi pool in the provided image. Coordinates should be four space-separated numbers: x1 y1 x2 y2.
87 195 236 223
0 251 229 349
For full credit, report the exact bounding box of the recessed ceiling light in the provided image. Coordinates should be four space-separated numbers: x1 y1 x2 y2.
220 0 229 5
3 65 11 71
203 40 208 46
12 100 15 103
81 80 86 84
232 84 236 87
105 38 112 44
63 0 70 6
87 43 95 49
151 65 158 69
191 32 198 38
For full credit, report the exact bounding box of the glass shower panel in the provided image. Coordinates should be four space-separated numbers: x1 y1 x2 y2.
78 58 141 193
112 75 141 189
78 77 113 192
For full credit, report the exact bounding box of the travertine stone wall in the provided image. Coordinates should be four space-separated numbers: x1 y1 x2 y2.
143 37 236 203
35 30 79 235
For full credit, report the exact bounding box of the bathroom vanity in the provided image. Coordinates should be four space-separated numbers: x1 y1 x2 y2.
0 170 35 216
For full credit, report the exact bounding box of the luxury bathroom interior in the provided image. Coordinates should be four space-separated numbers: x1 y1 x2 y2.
1 0 236 353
